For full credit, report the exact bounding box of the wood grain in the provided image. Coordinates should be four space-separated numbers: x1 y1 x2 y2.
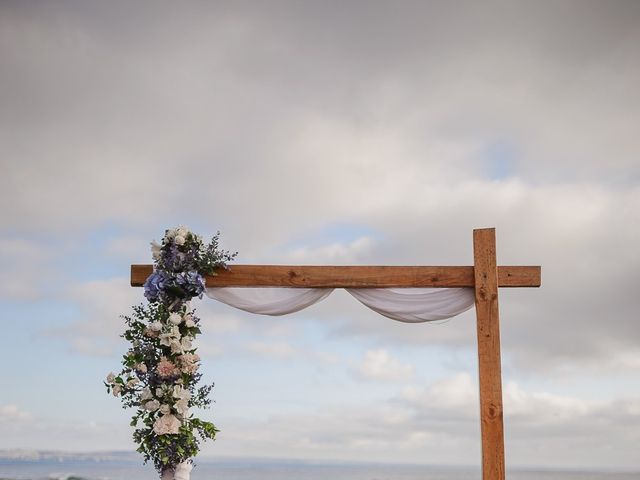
130 264 541 288
473 228 506 480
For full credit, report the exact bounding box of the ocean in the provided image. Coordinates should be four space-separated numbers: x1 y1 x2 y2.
0 458 638 480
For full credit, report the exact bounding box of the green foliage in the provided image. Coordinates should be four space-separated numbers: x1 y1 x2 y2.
106 227 233 474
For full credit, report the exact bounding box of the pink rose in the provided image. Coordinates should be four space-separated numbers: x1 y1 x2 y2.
144 327 159 338
156 357 180 378
178 353 200 375
153 414 181 435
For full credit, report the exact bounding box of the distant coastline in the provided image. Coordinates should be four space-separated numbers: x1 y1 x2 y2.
2 449 640 476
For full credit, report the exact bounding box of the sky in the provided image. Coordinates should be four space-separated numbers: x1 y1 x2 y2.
1 0 639 472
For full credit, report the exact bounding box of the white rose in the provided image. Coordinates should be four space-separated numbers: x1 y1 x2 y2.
159 404 171 415
144 399 160 411
175 399 189 416
160 325 182 350
184 318 195 328
173 385 191 401
127 377 139 388
106 372 115 384
112 384 122 397
176 226 189 237
150 321 163 332
174 235 186 246
135 363 148 373
150 241 162 260
160 335 173 348
170 340 183 355
180 337 193 351
168 313 182 325
153 414 181 435
140 387 153 401
155 387 164 397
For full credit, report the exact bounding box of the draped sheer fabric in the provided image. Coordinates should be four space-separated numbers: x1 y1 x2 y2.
346 288 475 323
206 287 474 322
206 287 333 315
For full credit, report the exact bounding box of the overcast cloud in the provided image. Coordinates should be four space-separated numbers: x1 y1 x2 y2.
1 0 639 471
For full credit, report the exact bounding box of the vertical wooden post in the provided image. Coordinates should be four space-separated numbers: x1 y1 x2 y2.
473 228 506 480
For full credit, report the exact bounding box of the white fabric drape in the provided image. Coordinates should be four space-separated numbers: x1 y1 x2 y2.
345 288 475 323
207 287 333 315
205 287 474 323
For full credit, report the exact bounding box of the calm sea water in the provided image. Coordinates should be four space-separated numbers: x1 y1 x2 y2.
0 459 637 480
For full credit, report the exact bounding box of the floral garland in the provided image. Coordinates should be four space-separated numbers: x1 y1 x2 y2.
105 226 236 477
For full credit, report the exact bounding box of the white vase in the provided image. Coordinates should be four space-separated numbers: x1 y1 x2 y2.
160 467 174 480
161 460 192 480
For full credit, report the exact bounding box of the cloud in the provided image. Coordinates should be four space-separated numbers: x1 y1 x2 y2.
0 239 57 301
278 181 640 376
241 338 341 364
244 340 298 359
285 237 375 264
202 372 640 468
0 404 33 422
105 235 151 262
42 277 139 356
2 0 640 467
2 1 639 237
399 372 602 432
400 373 477 415
352 349 414 383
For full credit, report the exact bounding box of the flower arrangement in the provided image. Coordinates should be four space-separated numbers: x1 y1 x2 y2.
105 226 236 479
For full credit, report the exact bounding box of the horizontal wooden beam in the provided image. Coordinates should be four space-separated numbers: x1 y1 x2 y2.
130 264 541 288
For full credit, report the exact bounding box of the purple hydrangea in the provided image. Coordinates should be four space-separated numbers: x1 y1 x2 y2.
143 271 170 302
159 242 198 273
175 271 205 298
144 270 205 303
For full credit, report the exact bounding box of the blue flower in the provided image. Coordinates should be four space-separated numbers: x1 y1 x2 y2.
175 271 206 298
143 271 169 302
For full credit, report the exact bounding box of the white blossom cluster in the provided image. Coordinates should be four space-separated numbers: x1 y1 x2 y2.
105 306 201 436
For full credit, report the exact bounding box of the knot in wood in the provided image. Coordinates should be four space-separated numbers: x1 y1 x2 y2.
487 402 501 419
287 270 300 284
478 286 488 300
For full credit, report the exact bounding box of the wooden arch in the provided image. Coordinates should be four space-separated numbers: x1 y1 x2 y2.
131 228 541 480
